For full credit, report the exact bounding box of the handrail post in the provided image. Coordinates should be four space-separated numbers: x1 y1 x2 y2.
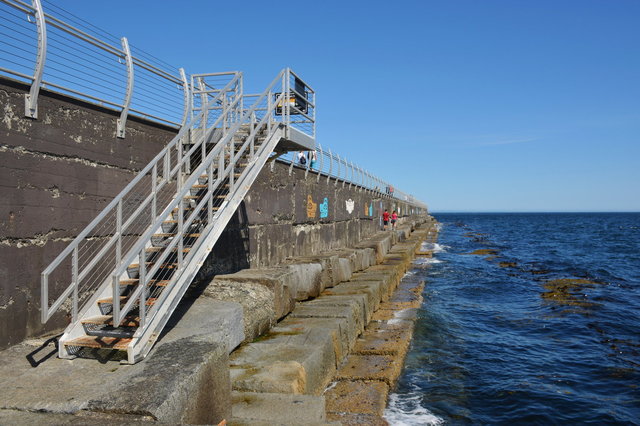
117 37 134 139
138 250 146 328
25 0 47 119
179 68 191 129
317 144 323 182
41 272 48 322
116 200 122 264
112 275 120 327
335 154 341 187
327 149 333 183
72 247 78 321
151 164 157 220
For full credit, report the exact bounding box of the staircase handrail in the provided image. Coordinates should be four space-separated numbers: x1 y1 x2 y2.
110 69 293 328
41 72 242 324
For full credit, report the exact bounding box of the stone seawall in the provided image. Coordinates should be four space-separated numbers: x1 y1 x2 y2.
0 77 178 348
1 76 422 349
0 216 437 425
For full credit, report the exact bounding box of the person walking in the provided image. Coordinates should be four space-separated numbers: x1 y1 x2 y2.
382 209 390 230
391 210 398 230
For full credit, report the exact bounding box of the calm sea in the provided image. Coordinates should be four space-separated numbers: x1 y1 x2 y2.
385 213 640 425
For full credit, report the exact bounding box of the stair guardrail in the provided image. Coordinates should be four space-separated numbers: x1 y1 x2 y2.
110 69 299 334
40 72 242 325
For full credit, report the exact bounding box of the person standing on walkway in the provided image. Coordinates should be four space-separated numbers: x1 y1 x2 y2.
391 210 398 230
309 150 317 169
382 209 390 230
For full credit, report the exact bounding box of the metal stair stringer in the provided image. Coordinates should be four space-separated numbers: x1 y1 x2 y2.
127 125 286 363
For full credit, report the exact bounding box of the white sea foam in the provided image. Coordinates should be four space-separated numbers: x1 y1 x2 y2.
420 242 448 253
413 257 442 265
384 392 444 426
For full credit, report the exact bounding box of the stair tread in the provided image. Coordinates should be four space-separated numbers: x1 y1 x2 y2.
82 315 140 327
119 278 170 287
98 297 157 306
152 232 202 238
63 336 131 350
145 247 191 253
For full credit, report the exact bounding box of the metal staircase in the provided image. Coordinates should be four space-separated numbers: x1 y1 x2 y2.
41 69 316 363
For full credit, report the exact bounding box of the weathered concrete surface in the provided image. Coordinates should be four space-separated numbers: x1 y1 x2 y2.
203 279 276 343
223 219 439 424
0 78 178 349
0 295 242 424
230 392 334 425
325 380 389 416
229 338 335 395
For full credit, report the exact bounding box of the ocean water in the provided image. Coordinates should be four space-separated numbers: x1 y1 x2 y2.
385 213 640 425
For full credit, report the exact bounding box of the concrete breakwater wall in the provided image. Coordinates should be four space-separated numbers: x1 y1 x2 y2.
0 75 423 350
0 216 437 425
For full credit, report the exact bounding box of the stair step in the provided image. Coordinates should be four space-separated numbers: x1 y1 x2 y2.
172 206 220 214
128 262 177 270
63 336 131 350
144 247 191 254
152 232 201 239
98 297 157 306
82 315 140 327
119 278 170 287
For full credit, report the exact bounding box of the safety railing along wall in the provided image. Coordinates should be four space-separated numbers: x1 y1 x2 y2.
282 146 428 211
1 0 426 213
0 0 188 136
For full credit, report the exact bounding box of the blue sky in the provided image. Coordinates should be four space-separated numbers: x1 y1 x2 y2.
54 0 639 212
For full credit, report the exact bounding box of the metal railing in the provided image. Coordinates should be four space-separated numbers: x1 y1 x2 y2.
282 145 427 210
0 0 188 134
40 71 242 325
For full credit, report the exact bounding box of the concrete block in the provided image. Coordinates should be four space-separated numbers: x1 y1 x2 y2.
335 354 402 387
289 303 362 351
161 297 244 353
209 268 296 320
203 279 275 343
349 272 394 302
286 253 341 289
322 281 382 316
325 380 389 416
274 317 353 366
335 257 353 283
230 340 335 395
286 262 324 300
90 337 230 425
231 392 327 424
326 412 389 426
301 296 367 338
352 322 413 358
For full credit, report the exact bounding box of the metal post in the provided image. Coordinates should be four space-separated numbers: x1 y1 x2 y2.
317 144 323 182
72 247 78 321
116 200 122 264
179 68 191 129
112 275 120 328
335 154 341 187
41 273 48 322
151 164 157 220
327 149 333 184
138 250 146 328
25 0 47 119
116 37 134 138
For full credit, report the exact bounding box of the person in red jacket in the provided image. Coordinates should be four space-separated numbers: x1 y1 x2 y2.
391 210 398 230
382 209 390 230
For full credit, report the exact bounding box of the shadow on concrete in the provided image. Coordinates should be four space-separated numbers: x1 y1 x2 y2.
25 334 61 368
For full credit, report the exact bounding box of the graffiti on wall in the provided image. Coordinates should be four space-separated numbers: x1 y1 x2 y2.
319 197 329 218
345 199 354 214
306 195 317 218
